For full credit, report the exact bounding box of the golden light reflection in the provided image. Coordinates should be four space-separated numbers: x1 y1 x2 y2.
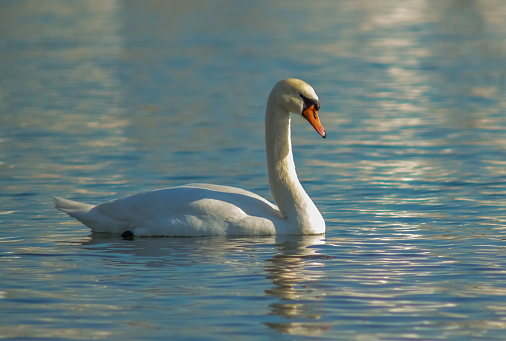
361 0 427 29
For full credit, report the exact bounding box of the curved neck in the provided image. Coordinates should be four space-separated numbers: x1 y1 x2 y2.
265 95 323 233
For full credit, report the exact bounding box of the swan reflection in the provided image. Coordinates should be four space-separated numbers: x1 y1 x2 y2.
75 234 332 336
263 235 332 336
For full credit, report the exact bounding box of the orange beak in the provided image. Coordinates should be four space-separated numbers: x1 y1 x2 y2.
302 105 326 138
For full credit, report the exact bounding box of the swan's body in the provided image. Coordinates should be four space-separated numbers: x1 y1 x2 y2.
54 78 327 236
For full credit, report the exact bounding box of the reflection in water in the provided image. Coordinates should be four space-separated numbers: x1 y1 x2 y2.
0 0 126 201
81 233 276 267
80 234 332 336
321 0 506 236
263 236 332 336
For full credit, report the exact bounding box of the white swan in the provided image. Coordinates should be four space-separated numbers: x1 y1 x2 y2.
54 78 327 236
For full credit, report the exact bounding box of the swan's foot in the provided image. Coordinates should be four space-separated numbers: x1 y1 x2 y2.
122 230 134 240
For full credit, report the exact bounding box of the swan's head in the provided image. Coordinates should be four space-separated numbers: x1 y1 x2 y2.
271 78 326 138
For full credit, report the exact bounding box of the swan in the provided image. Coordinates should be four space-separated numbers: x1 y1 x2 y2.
54 78 327 236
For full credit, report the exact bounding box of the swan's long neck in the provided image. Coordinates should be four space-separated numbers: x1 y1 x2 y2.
265 95 324 234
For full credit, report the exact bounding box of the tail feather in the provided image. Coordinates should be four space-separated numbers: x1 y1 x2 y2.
53 196 131 233
53 196 94 215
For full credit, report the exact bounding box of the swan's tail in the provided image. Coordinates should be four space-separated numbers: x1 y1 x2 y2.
53 196 130 233
53 196 94 216
53 196 98 229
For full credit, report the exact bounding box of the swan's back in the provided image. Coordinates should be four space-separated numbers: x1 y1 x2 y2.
55 184 284 236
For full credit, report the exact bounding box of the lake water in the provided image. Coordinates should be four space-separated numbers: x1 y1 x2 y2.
1 0 506 339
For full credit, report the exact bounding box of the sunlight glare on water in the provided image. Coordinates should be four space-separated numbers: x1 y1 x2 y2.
1 0 506 340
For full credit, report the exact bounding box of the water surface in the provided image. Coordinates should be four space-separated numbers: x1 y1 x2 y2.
1 0 506 340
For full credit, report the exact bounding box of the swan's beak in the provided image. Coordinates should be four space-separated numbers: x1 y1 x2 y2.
302 105 327 138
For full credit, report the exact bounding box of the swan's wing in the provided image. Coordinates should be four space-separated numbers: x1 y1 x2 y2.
87 184 282 235
184 183 279 211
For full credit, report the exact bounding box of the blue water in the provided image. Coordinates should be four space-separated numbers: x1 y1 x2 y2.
1 0 506 339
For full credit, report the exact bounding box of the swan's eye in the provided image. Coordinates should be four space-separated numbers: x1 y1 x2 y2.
300 93 320 112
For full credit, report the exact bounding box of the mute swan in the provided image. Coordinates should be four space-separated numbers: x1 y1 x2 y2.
54 78 327 236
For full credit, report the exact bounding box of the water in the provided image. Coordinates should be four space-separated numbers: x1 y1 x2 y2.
1 0 506 339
